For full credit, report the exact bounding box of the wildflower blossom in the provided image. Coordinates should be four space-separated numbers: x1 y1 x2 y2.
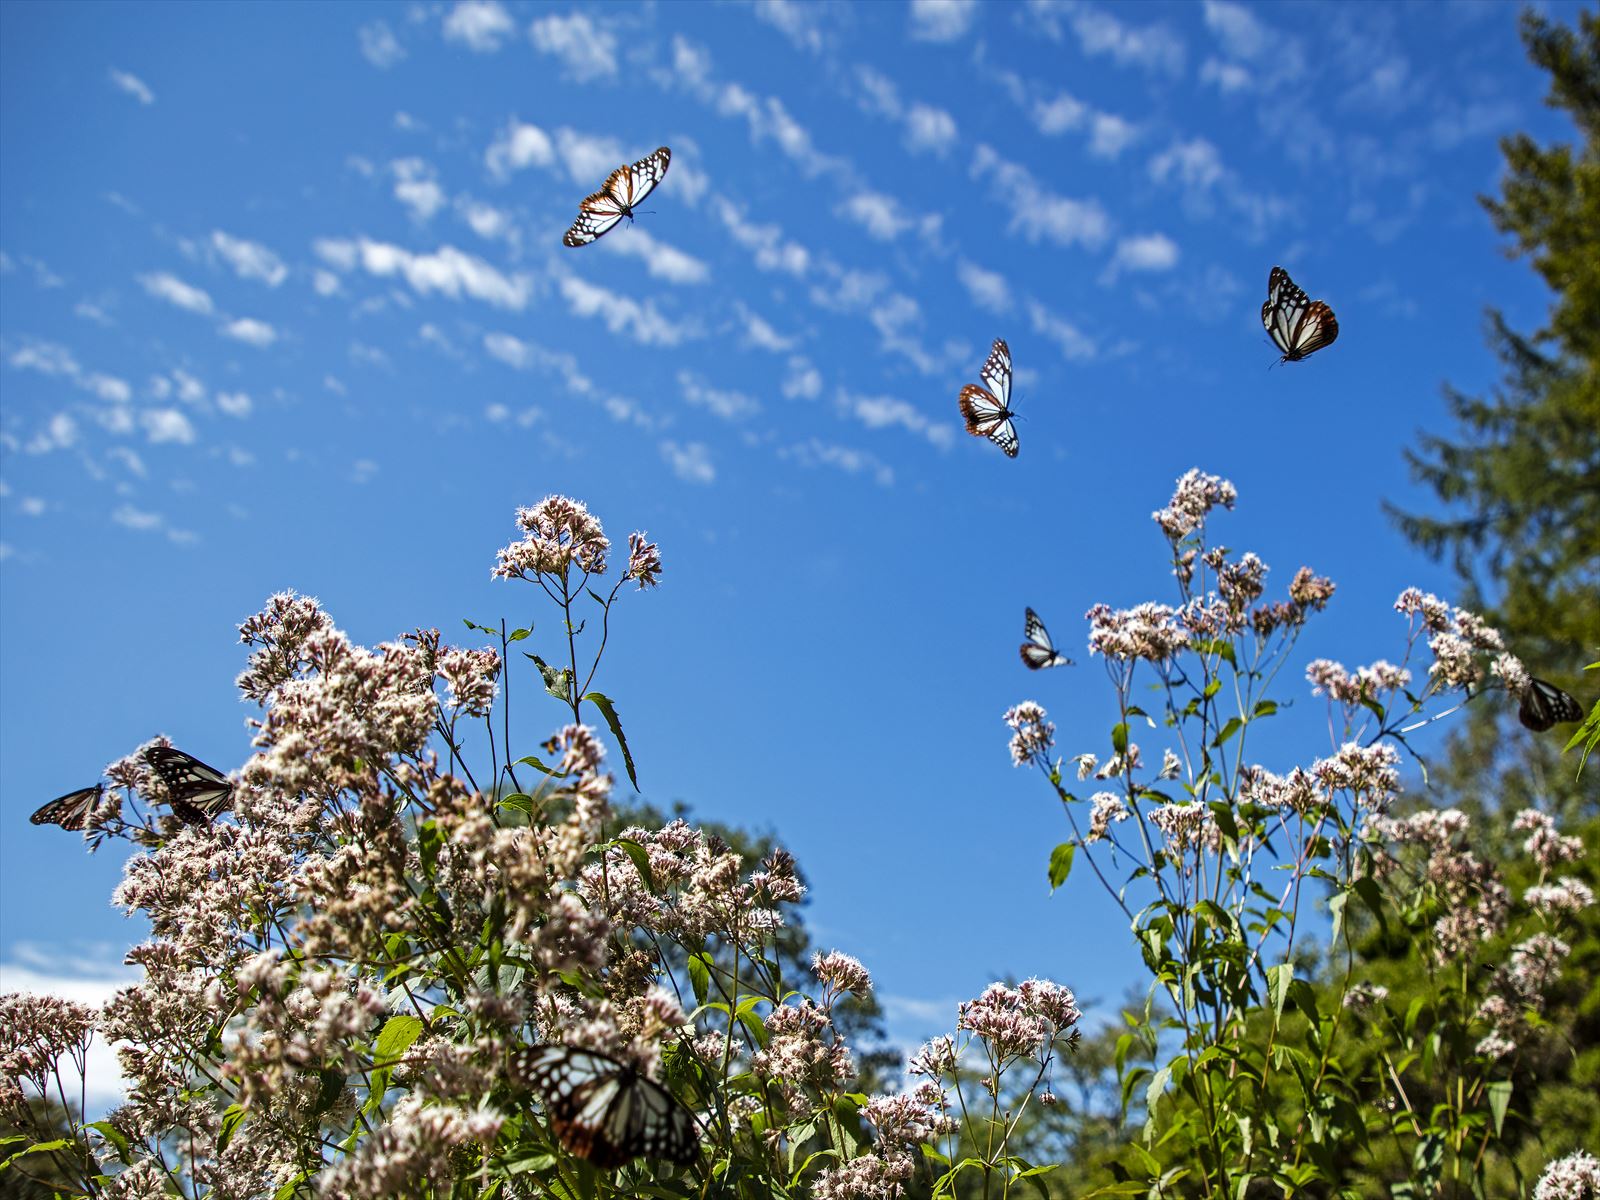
493 494 609 581
812 951 873 1001
1306 659 1358 702
437 646 501 718
814 1152 916 1200
1343 983 1388 1009
957 980 1079 1061
908 1035 956 1078
1087 792 1129 842
1152 468 1236 540
625 531 663 588
1534 1150 1600 1200
1158 748 1182 780
1312 742 1401 811
862 1084 956 1147
1004 702 1054 766
1513 809 1585 868
1525 877 1595 918
1085 602 1189 662
1288 566 1335 612
1493 652 1530 697
1149 802 1218 859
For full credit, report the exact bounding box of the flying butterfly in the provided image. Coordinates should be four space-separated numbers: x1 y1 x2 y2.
1518 677 1582 733
509 1045 699 1169
562 146 672 247
1261 266 1339 363
30 785 105 832
144 746 234 825
1021 608 1074 670
959 338 1018 458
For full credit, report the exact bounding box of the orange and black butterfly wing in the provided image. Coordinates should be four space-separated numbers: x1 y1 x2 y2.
958 339 1018 457
563 147 671 247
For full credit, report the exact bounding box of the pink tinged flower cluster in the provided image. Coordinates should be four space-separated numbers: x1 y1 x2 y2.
1085 602 1189 662
235 589 337 704
1534 1150 1600 1200
437 647 501 718
1312 742 1401 811
0 992 97 1110
1004 701 1054 767
626 531 663 589
812 951 872 1002
813 1151 916 1200
1087 792 1129 842
1307 659 1413 703
1493 652 1530 698
1238 764 1321 814
1148 802 1218 860
1153 468 1236 540
752 1000 853 1091
318 1095 505 1200
862 1083 956 1148
493 494 609 582
1525 877 1595 918
956 979 1080 1061
1513 809 1585 869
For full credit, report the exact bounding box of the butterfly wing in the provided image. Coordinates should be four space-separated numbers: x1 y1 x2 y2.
563 147 671 247
959 339 1018 457
1020 607 1072 669
1519 678 1583 732
511 1046 697 1169
30 785 104 832
144 747 234 821
1263 267 1338 362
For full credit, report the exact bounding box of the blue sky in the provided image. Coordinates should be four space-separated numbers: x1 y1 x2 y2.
0 0 1582 1086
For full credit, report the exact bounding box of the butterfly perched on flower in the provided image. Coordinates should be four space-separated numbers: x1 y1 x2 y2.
30 785 105 832
562 147 672 247
1021 608 1073 669
509 1045 699 1169
144 746 234 825
1261 267 1338 363
959 338 1018 457
1518 678 1582 732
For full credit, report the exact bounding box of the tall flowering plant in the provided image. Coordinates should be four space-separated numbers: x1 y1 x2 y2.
1 495 1080 1200
1006 470 1594 1198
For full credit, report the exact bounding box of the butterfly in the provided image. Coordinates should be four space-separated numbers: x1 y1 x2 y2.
1261 266 1339 363
562 147 672 247
1020 608 1073 669
958 338 1018 458
30 785 105 832
509 1045 699 1169
1518 677 1582 732
144 746 234 825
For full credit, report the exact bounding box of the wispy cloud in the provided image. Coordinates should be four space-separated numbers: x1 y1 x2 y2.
6 337 133 407
852 68 960 157
358 21 406 69
781 437 893 487
315 238 533 310
529 12 618 82
141 408 196 444
483 332 646 425
1104 233 1180 280
678 370 760 421
1028 0 1186 76
442 0 516 52
970 144 1111 251
108 68 154 105
139 271 214 315
210 231 287 286
391 158 447 221
957 259 1012 314
1027 298 1097 361
661 440 715 484
837 191 914 241
220 317 278 348
558 275 698 346
709 197 811 276
485 119 555 179
734 302 796 353
908 0 978 43
752 0 826 53
837 388 954 449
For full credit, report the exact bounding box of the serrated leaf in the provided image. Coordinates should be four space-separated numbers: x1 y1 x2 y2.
1048 842 1077 891
375 1014 424 1062
613 838 658 893
583 691 640 790
218 1103 246 1152
528 654 573 704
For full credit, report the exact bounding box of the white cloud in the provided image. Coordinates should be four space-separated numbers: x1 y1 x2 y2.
1200 58 1252 93
485 119 554 179
216 391 252 417
957 259 1012 314
108 446 146 477
442 0 515 52
678 370 759 421
558 275 696 346
781 437 893 486
1110 233 1180 274
735 302 796 353
352 459 379 484
753 0 825 53
1032 91 1087 135
970 144 1111 250
138 271 213 315
904 103 959 155
24 412 78 454
458 198 513 242
210 231 287 286
481 333 647 426
112 503 163 531
838 389 953 449
1028 299 1097 360
529 12 617 82
1149 136 1227 195
909 0 978 42
83 373 131 402
1202 0 1268 59
782 356 822 399
142 408 196 444
661 440 715 484
316 238 532 310
18 496 45 516
484 332 532 369
710 197 810 276
6 338 131 405
839 191 912 241
312 269 341 296
108 68 154 105
554 128 626 186
359 21 406 68
0 957 137 1107
221 318 277 347
600 227 710 285
1030 1 1185 75
1088 112 1138 157
172 369 205 404
392 158 447 221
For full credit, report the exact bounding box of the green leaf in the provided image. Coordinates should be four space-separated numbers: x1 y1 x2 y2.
87 1120 130 1161
527 653 572 704
582 691 640 790
508 627 532 642
612 838 658 892
1048 842 1077 891
1111 721 1130 754
218 1103 247 1153
0 1139 74 1171
1252 699 1277 718
513 755 560 777
687 952 711 1006
375 1014 424 1062
1267 963 1293 1024
1212 717 1243 748
1487 1080 1513 1136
